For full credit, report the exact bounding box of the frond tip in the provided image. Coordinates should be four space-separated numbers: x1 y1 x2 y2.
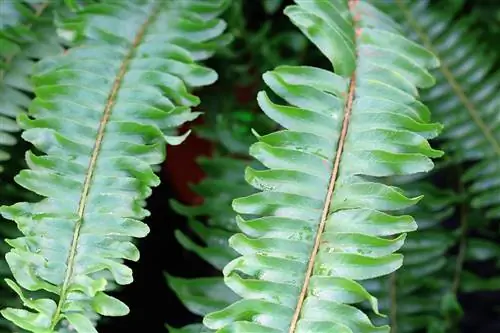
0 0 228 332
204 0 442 332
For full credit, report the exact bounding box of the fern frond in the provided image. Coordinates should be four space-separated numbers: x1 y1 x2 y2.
0 1 228 332
171 157 254 235
166 156 249 317
167 323 212 333
167 114 265 329
203 1 442 332
0 181 32 333
383 208 500 333
365 183 459 333
391 0 500 219
167 276 239 320
365 179 499 333
0 2 65 331
166 157 243 331
0 1 64 173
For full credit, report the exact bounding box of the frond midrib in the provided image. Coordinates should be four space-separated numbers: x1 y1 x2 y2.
395 0 500 156
288 1 359 330
50 3 162 328
288 75 357 332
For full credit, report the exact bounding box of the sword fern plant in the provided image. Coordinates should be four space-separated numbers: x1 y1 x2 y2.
0 1 499 333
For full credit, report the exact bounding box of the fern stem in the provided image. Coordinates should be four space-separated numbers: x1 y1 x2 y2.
288 1 359 326
396 0 500 156
49 3 161 329
389 272 398 333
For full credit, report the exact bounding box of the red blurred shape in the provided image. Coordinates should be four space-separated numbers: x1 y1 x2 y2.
162 84 257 205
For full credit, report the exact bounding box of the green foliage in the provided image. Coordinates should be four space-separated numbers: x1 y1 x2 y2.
0 0 228 332
0 181 30 333
393 0 500 220
365 182 460 332
202 1 443 331
212 0 310 87
371 1 500 331
0 2 65 331
0 1 64 173
166 103 274 331
0 0 499 332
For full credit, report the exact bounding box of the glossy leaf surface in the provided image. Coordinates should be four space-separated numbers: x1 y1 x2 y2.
393 0 500 219
0 0 228 332
204 1 442 332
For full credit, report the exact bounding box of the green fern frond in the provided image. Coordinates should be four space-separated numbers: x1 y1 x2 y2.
166 114 265 330
0 1 64 173
0 1 43 30
0 2 65 331
166 157 243 331
0 181 31 333
167 323 212 333
0 0 229 332
392 0 500 219
195 110 277 157
171 157 255 235
166 156 250 319
169 157 255 270
372 3 500 331
167 99 276 273
365 183 459 333
203 1 442 332
167 276 239 321
365 180 499 333
386 207 500 333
